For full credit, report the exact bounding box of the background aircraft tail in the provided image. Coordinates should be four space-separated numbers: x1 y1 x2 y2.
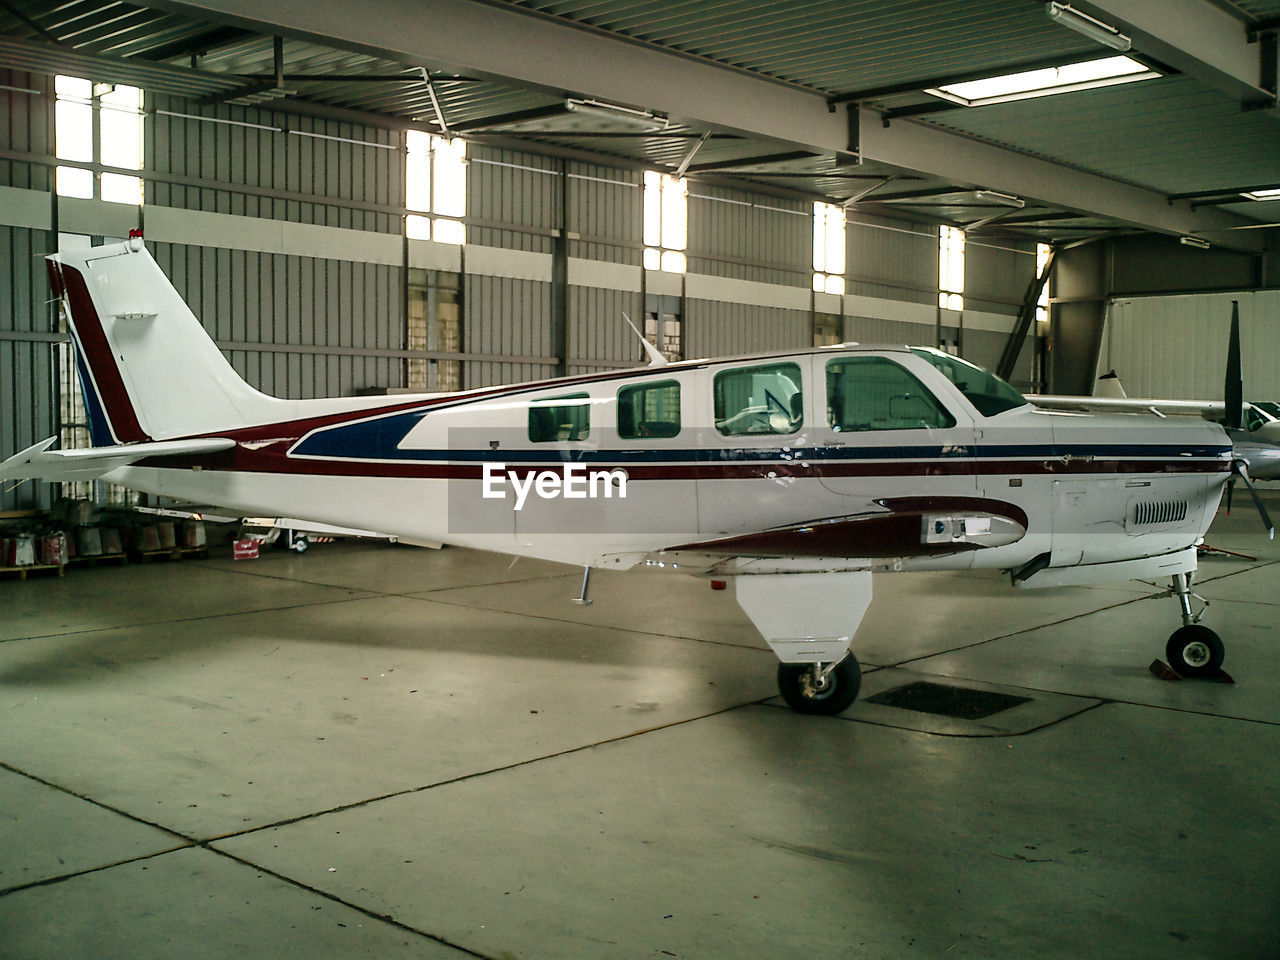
1223 300 1243 431
47 238 285 443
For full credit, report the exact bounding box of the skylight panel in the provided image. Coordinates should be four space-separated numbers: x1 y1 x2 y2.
926 56 1158 107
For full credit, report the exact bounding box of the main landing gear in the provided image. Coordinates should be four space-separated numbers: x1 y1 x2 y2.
1165 572 1225 678
776 654 862 715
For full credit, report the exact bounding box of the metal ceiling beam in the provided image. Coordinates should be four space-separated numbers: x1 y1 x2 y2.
0 35 242 97
856 186 971 204
827 54 1086 106
855 105 1263 252
1070 0 1276 108
136 0 1266 251
684 150 816 174
136 25 254 62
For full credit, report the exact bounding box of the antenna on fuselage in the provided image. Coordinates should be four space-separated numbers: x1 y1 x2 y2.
622 312 668 368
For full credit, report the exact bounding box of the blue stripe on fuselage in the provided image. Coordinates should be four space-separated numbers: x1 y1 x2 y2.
289 414 1229 465
71 337 114 446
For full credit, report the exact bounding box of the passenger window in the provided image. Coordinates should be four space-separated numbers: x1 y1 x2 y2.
528 393 590 442
714 362 803 436
826 357 955 432
618 380 681 439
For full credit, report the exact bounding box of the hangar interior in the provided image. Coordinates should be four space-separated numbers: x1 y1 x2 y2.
1 2 1279 957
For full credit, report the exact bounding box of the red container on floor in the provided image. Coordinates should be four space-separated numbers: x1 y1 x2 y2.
232 538 260 560
38 533 68 566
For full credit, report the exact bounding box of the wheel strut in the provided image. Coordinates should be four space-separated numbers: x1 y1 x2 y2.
1168 572 1207 627
1165 572 1224 678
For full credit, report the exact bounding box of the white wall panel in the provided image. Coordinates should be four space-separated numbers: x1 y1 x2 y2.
568 286 643 372
0 72 55 510
685 300 809 358
1100 292 1280 400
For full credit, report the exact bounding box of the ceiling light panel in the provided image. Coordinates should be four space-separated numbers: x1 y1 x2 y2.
925 56 1159 107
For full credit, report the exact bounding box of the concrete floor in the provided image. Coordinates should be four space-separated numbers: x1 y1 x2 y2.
2 508 1278 959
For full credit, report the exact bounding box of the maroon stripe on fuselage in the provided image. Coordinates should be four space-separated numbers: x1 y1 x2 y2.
663 496 1029 559
138 446 1230 481
58 263 150 443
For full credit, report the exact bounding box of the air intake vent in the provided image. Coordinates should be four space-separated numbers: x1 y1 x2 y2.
1133 499 1188 525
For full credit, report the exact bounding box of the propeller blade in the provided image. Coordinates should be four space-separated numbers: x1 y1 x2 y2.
1232 460 1274 540
1225 475 1235 516
1223 300 1243 431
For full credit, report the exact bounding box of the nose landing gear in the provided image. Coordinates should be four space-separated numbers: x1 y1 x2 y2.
1165 572 1225 678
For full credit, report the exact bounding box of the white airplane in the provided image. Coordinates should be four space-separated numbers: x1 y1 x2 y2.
1 238 1267 714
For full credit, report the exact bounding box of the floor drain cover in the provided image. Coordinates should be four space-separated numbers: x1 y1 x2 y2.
865 681 1031 719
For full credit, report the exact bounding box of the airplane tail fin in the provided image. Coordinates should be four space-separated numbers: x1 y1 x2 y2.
1223 300 1243 431
47 238 283 444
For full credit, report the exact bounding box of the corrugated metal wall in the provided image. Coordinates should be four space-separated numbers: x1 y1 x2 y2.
688 185 809 286
685 301 810 357
148 97 401 231
845 314 929 346
4 64 1065 509
847 213 937 305
150 243 403 398
965 238 1033 316
567 162 641 266
146 96 405 398
463 144 560 385
468 146 557 254
1101 291 1280 400
465 274 556 386
0 72 56 511
679 185 812 358
569 286 643 374
567 161 641 372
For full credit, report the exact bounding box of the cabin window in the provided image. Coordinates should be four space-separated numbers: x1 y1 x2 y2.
617 380 681 439
909 348 1027 417
528 393 591 443
826 357 955 432
714 362 803 436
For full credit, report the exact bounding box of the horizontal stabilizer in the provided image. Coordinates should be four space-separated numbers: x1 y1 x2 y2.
0 436 234 483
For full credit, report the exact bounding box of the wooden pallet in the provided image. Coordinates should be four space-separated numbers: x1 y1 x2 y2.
129 546 209 563
0 563 66 581
67 552 129 569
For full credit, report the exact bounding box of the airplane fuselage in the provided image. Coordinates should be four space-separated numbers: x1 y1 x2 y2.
111 345 1230 575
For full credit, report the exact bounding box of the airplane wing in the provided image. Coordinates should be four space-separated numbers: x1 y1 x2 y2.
1025 394 1224 417
0 437 235 483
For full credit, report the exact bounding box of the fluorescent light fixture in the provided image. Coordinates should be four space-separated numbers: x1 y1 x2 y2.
1045 2 1132 52
1179 236 1211 249
975 190 1025 208
1242 187 1280 201
564 98 667 131
925 56 1158 107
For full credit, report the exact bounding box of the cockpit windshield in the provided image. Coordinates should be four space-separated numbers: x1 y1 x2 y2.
909 348 1028 418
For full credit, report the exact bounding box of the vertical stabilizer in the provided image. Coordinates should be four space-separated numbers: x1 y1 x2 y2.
48 239 285 441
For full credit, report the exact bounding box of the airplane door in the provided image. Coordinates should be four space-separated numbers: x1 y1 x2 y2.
695 358 837 536
815 354 978 508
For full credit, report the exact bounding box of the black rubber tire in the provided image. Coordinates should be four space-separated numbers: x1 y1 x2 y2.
777 654 862 715
1166 624 1224 678
290 534 309 554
